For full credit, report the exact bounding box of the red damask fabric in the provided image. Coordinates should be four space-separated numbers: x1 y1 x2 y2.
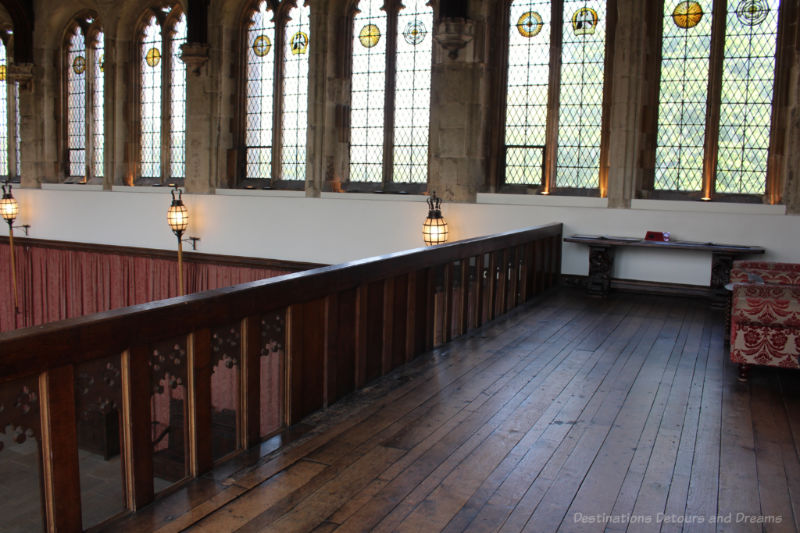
729 261 800 369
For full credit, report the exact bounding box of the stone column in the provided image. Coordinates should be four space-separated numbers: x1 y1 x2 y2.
9 63 42 188
305 0 332 197
181 43 215 194
428 14 487 204
604 0 651 208
781 51 800 214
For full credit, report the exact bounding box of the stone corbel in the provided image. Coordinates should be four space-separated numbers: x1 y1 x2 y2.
434 18 475 60
180 42 209 76
7 63 36 91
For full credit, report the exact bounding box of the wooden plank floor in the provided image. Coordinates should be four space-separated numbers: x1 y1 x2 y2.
104 289 800 533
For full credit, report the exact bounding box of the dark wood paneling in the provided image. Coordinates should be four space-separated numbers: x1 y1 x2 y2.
287 300 326 425
325 290 356 405
355 286 369 389
390 275 408 371
365 281 384 384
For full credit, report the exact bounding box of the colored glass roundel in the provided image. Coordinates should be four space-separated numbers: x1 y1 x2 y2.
145 47 161 67
572 7 599 35
735 0 768 26
291 31 309 54
72 55 86 75
672 1 703 29
517 11 543 38
0 65 5 81
99 54 104 73
403 20 427 45
359 24 381 48
252 35 271 57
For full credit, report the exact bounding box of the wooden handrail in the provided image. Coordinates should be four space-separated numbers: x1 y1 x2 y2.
0 223 562 532
0 224 562 383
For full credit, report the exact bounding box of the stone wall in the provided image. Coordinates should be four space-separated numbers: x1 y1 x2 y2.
2 0 799 212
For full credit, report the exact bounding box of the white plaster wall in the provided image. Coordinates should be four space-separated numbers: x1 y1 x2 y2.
9 185 799 287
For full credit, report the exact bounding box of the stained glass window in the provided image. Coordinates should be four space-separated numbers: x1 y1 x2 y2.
64 19 104 182
655 0 780 196
504 1 608 189
350 0 386 183
655 0 713 191
557 2 607 188
245 1 276 179
282 4 310 181
505 1 550 186
170 16 187 179
0 40 8 177
716 0 779 195
139 6 185 182
393 0 433 184
67 27 86 178
141 16 162 178
93 32 104 178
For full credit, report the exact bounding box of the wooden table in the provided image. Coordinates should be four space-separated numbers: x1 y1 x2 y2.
563 234 765 306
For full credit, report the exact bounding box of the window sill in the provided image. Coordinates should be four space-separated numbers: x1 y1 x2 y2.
43 183 104 192
477 193 608 208
631 199 785 216
216 188 306 198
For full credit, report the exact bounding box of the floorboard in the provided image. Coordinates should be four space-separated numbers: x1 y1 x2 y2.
99 289 800 533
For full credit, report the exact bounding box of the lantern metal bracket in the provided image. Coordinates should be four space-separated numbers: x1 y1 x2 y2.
12 224 30 236
183 236 200 250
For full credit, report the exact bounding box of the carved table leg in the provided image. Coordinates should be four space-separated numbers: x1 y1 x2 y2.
587 245 613 298
710 252 733 310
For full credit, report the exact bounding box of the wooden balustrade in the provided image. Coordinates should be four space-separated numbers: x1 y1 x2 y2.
0 223 562 532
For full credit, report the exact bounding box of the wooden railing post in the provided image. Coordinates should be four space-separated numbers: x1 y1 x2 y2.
443 263 454 343
382 278 395 374
121 345 154 510
39 365 82 533
242 316 261 448
188 329 213 475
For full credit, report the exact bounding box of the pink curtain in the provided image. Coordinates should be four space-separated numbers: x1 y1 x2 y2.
0 242 294 333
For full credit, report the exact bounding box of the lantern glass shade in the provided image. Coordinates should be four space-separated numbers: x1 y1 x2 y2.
422 216 448 246
0 195 18 223
167 202 189 235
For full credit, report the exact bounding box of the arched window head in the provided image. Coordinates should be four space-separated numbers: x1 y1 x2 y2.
64 14 104 182
138 4 186 183
348 0 433 190
242 0 311 186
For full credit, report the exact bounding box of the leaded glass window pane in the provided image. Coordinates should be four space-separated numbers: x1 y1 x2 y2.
393 0 432 184
68 27 87 178
716 0 778 195
556 1 606 189
13 82 18 177
0 41 8 177
505 0 551 186
170 15 187 179
655 0 713 191
141 16 162 178
93 32 104 178
350 0 386 183
246 1 276 179
281 4 310 181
